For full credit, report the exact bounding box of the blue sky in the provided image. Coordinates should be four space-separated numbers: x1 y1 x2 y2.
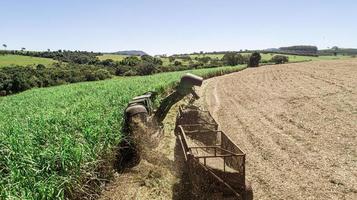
1 0 356 55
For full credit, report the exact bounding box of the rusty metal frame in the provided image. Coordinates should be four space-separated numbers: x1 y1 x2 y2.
176 106 251 199
178 124 244 199
187 154 242 199
178 105 219 129
178 124 246 177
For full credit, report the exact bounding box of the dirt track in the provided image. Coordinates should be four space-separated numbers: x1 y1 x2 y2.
198 60 357 200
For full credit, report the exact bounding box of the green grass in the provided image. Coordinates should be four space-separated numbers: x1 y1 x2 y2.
190 53 225 60
259 53 350 62
0 55 57 67
0 65 245 199
97 54 130 61
160 57 192 66
97 54 193 66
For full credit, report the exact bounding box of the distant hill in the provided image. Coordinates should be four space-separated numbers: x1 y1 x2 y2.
278 45 318 56
112 50 148 56
261 46 318 56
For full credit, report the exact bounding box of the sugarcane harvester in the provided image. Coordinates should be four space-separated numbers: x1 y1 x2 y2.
121 73 203 168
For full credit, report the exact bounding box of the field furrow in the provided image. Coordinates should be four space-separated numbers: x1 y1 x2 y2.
198 59 357 200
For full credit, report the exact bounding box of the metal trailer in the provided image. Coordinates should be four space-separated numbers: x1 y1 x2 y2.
175 105 253 200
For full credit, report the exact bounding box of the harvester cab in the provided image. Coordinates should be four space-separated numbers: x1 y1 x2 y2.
125 73 203 126
127 92 156 115
153 73 203 123
123 91 156 131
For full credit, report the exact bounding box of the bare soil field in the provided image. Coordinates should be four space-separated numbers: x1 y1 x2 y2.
198 60 357 200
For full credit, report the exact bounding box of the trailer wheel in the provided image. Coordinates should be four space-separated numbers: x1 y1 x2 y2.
243 181 253 200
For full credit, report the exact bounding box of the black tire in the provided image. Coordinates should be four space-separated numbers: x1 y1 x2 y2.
121 146 141 168
243 181 253 200
116 141 141 170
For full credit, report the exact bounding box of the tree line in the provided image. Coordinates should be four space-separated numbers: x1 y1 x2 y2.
0 51 265 96
0 50 102 64
0 64 111 96
278 45 318 56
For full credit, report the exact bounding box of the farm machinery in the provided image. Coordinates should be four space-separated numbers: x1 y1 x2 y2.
122 73 253 200
121 73 203 167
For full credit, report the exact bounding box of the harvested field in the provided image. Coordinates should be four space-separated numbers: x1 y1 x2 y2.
198 60 357 200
